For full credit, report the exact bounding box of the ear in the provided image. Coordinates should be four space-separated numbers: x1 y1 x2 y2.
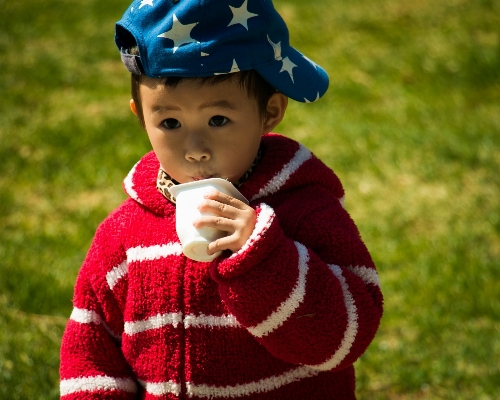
262 92 288 133
130 99 138 116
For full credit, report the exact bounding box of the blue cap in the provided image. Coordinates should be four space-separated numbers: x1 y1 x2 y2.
115 0 329 103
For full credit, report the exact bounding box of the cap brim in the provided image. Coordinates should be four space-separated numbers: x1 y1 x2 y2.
255 46 329 103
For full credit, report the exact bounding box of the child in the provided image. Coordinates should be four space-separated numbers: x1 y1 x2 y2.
59 0 383 398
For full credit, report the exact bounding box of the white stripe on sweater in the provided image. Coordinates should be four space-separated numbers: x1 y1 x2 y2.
72 308 239 337
124 312 183 335
230 203 275 258
106 260 128 290
106 244 182 291
126 243 183 263
247 242 309 338
346 265 381 287
184 313 240 329
60 376 137 396
251 144 311 202
70 307 101 324
139 379 181 396
339 195 345 208
69 307 122 340
307 265 359 371
186 366 320 398
124 313 240 335
123 160 143 205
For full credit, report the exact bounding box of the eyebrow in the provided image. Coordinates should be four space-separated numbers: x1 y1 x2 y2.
152 99 238 114
152 105 180 113
198 99 238 110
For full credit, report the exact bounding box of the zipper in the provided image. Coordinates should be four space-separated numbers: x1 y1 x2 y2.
178 256 187 399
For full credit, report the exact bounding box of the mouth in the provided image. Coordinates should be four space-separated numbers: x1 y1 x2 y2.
191 175 215 181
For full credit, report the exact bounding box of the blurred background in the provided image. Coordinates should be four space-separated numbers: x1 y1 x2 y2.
0 0 499 398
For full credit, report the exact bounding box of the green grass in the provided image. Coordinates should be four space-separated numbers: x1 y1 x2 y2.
1 0 499 398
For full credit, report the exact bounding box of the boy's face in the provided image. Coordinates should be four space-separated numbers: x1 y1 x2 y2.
132 76 286 184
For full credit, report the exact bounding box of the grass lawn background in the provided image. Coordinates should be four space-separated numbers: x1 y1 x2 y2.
1 0 499 398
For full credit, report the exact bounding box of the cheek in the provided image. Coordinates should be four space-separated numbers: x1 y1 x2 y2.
146 130 162 150
145 125 169 146
146 132 173 161
223 141 259 170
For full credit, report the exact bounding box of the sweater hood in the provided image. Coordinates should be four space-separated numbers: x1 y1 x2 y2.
122 134 345 215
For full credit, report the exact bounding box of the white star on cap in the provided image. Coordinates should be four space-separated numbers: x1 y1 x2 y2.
229 59 240 73
304 92 320 103
158 14 198 53
303 55 319 69
214 59 240 75
139 0 154 9
201 52 209 67
280 57 297 83
267 35 282 61
228 0 258 31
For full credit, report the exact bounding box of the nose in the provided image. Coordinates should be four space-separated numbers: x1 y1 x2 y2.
185 132 211 162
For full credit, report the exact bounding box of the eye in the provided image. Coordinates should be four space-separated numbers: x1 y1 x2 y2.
162 118 181 129
209 115 228 127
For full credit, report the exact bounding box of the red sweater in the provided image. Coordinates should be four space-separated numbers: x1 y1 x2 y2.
60 134 383 399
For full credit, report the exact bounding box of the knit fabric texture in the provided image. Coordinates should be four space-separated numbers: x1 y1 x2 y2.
59 133 383 399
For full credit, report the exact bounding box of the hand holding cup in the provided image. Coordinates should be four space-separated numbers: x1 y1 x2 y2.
168 178 249 262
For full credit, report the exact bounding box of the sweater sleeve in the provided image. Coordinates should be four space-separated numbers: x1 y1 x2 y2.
60 222 138 399
210 193 383 372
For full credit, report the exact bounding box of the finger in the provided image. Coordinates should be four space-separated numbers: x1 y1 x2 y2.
197 198 240 219
193 215 236 234
207 234 245 254
203 191 247 209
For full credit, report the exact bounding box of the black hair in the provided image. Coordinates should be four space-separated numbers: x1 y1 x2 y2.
130 62 277 129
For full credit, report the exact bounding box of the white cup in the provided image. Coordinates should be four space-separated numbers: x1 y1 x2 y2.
168 178 249 262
